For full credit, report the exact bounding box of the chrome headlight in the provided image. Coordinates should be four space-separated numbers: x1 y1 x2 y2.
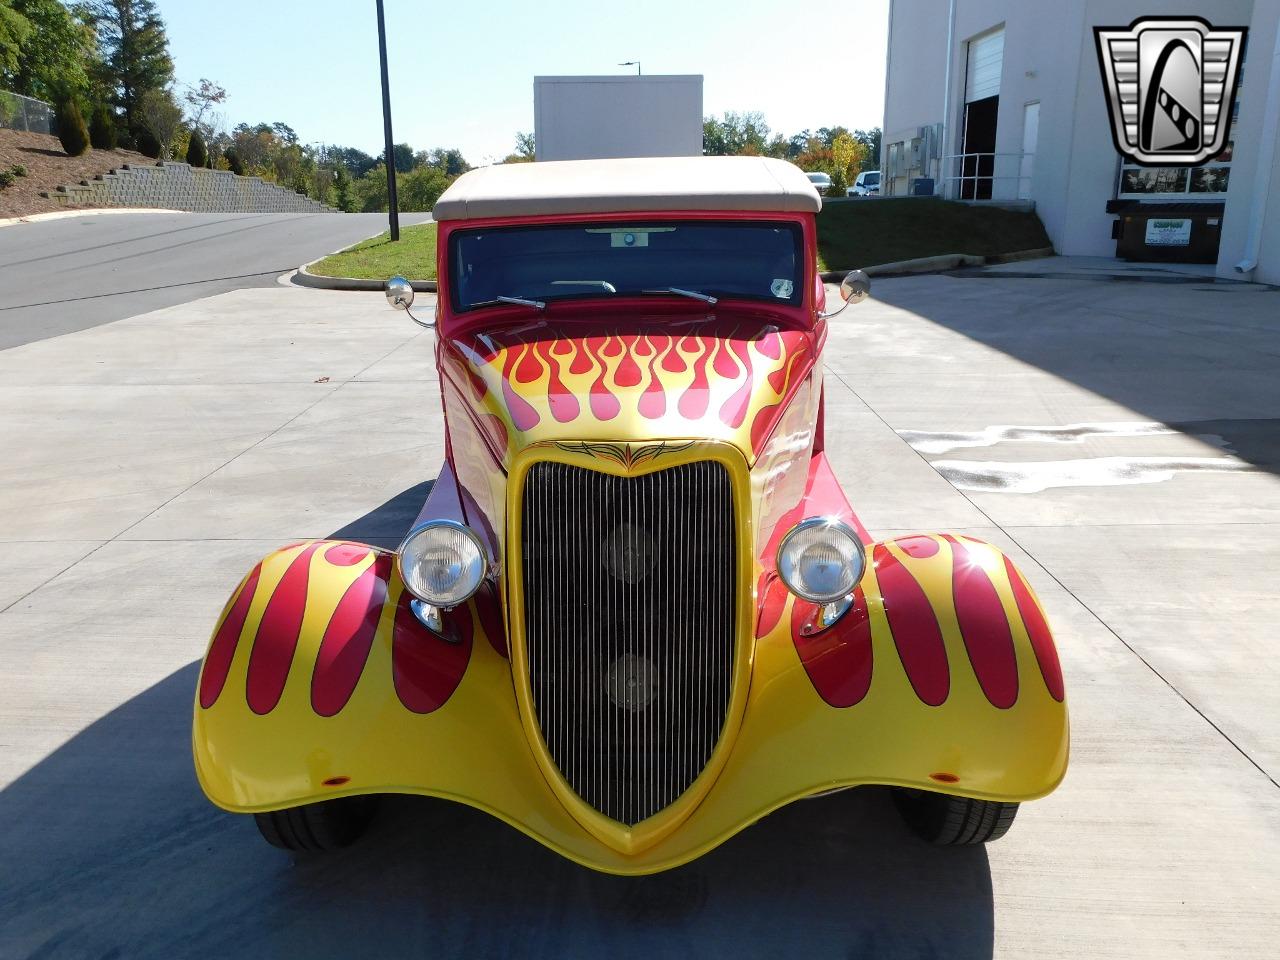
397 520 487 607
776 517 865 603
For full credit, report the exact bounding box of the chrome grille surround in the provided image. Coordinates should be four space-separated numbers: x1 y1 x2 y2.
520 458 737 827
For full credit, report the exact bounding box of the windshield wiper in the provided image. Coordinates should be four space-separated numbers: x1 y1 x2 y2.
470 295 546 311
640 287 718 305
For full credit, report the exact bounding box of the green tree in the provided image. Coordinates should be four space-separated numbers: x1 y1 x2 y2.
83 0 173 137
354 163 389 212
391 141 415 173
55 95 90 155
418 147 469 177
853 127 882 170
3 0 96 102
398 165 448 211
89 102 116 148
0 2 33 78
702 112 771 156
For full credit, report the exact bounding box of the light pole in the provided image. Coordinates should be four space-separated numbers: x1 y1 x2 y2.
376 0 400 241
619 61 641 76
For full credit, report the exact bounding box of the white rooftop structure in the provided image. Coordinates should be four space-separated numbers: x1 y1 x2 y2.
432 156 823 221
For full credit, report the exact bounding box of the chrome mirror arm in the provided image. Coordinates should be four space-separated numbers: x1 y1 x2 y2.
819 269 871 319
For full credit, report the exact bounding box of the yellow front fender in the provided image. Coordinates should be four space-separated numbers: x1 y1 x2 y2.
194 533 1066 875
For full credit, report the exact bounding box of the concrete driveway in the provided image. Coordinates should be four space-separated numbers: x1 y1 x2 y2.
0 210 432 349
0 264 1277 958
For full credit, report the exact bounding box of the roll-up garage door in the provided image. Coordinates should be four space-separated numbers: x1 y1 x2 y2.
965 28 1004 102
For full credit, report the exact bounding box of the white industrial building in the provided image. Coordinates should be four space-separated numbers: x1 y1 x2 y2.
881 0 1280 282
533 75 703 162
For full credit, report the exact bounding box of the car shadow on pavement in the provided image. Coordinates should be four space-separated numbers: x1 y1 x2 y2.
0 666 995 959
0 484 995 959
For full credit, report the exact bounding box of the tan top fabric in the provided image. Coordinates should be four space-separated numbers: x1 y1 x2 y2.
432 156 823 220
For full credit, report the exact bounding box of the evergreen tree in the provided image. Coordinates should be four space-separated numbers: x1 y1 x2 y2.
332 165 353 212
55 97 91 156
83 0 173 136
186 127 208 167
89 103 117 149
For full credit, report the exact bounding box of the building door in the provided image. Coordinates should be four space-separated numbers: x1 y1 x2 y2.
1019 102 1039 200
961 97 998 199
961 27 1003 199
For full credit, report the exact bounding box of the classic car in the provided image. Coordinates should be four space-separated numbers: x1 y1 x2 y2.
193 156 1068 873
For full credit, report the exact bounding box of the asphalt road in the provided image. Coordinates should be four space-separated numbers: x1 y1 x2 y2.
0 263 1277 957
0 211 433 350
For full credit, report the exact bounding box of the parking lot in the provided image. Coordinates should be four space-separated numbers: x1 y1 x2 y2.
1 259 1277 958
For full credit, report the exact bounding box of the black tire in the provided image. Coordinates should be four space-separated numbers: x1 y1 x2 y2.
891 788 1018 845
254 796 379 852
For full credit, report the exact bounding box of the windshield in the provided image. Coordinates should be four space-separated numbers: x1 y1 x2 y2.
449 221 803 312
865 172 880 186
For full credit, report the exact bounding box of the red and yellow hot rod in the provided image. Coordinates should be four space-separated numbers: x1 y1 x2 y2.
193 157 1067 873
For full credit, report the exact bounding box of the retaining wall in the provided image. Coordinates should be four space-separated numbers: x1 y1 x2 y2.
41 161 333 213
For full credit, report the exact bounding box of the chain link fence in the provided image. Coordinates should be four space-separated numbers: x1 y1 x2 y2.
0 91 56 136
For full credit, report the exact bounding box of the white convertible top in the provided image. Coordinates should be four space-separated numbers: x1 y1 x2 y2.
432 156 823 221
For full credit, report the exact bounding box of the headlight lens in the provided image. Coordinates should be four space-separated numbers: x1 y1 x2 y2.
776 518 865 603
397 521 487 607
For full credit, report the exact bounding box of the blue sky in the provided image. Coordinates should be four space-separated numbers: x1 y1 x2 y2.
163 0 889 165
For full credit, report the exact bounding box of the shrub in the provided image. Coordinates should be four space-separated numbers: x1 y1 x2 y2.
0 170 14 190
89 105 117 150
225 147 244 175
11 163 27 177
55 98 91 157
186 129 208 168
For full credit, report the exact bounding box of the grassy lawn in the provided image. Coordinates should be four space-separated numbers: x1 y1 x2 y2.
308 222 438 280
816 198 1050 272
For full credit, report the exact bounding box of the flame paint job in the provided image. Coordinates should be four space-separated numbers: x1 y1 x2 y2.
200 541 474 719
194 207 1068 875
440 319 818 466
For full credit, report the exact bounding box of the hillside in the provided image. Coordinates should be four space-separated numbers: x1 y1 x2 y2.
0 129 155 219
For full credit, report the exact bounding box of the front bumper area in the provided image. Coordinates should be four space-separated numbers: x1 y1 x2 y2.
194 534 1068 875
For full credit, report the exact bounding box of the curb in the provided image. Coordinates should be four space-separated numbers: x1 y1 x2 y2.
290 263 437 293
0 206 184 228
821 248 1054 281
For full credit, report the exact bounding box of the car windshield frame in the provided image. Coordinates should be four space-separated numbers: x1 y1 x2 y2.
446 219 805 314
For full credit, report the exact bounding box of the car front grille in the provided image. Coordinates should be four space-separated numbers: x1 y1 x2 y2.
520 458 737 826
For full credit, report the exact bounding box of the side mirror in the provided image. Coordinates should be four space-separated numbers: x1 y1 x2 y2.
385 275 414 310
840 269 871 304
385 275 433 328
820 269 871 319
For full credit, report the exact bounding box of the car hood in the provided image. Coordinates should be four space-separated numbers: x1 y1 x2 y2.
440 314 819 467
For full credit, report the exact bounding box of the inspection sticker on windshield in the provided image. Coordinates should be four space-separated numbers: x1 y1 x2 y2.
771 278 794 299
